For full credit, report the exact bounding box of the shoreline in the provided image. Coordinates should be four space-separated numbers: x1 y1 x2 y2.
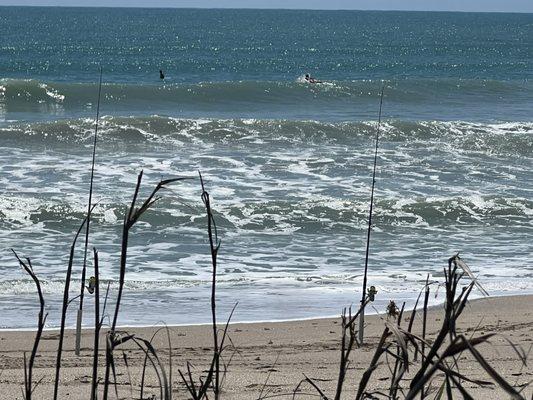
0 294 531 398
2 290 531 332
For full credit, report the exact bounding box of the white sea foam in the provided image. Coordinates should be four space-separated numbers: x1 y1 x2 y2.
38 83 65 102
0 116 531 327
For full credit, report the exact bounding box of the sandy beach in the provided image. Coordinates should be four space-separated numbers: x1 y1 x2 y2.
0 294 531 399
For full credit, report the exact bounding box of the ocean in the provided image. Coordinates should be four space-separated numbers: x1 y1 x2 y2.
0 7 531 328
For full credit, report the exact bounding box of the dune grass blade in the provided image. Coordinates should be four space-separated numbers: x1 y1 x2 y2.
409 256 467 389
90 248 100 400
140 325 174 400
12 252 48 400
331 299 369 400
140 329 164 400
355 327 390 400
459 335 525 399
448 373 474 399
164 325 173 400
177 297 238 399
134 337 170 399
257 352 281 400
333 308 356 400
454 254 489 297
199 171 221 399
102 172 188 400
52 208 94 400
405 334 492 399
122 351 134 398
419 274 430 366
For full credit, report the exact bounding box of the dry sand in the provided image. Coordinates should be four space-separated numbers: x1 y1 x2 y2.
0 294 531 399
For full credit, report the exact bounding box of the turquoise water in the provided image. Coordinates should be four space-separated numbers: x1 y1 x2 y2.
0 7 532 328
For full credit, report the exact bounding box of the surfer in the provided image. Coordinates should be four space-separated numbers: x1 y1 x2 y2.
305 73 321 84
159 70 165 80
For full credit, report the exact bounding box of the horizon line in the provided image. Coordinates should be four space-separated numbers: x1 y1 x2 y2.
0 5 532 14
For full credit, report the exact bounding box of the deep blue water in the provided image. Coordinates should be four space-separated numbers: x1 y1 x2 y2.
1 8 532 83
0 7 532 122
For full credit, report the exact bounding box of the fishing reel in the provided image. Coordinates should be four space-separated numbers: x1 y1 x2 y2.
367 285 377 302
86 276 96 294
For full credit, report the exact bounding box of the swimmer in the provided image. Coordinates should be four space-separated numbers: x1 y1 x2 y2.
159 70 165 80
305 73 321 84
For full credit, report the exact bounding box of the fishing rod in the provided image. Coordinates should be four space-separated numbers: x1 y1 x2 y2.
76 67 103 356
358 84 385 345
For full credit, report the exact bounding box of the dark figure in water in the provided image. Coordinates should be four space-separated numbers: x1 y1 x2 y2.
159 70 165 80
305 73 322 84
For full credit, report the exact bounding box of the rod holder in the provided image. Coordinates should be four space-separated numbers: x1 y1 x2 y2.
75 309 82 356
